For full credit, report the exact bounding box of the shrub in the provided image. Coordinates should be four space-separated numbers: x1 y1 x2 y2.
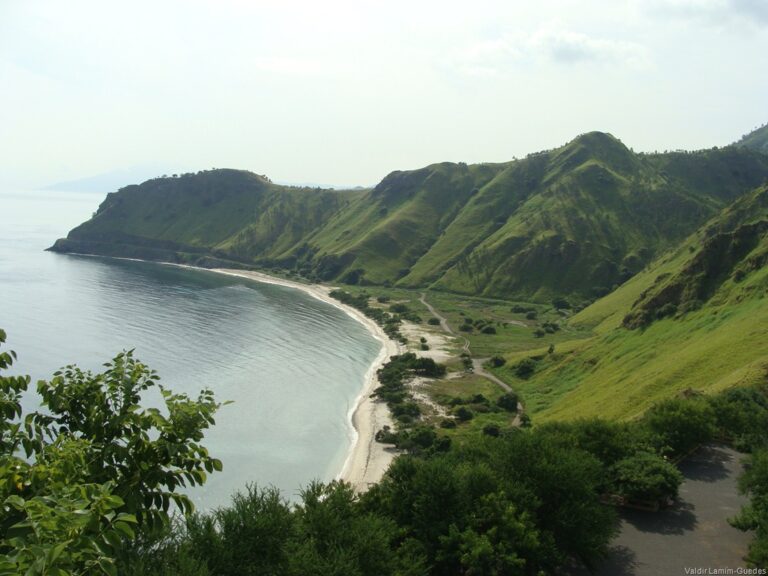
611 452 683 503
483 424 501 437
514 359 537 379
643 398 716 457
427 318 440 326
497 393 519 412
525 311 538 320
481 325 497 335
489 356 506 368
552 297 571 310
454 406 474 421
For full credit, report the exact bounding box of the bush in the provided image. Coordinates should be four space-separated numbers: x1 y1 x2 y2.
489 356 506 368
483 424 501 437
454 406 474 421
525 311 538 320
427 318 440 326
514 358 537 379
552 297 571 310
458 324 473 333
481 326 497 335
643 398 716 457
377 295 390 303
497 393 519 412
611 452 683 503
440 419 457 429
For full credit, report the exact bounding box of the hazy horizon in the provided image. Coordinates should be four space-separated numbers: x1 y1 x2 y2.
2 0 766 190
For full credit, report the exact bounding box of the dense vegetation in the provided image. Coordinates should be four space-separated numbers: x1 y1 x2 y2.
51 130 768 302
26 122 768 571
6 323 768 573
736 123 768 155
0 329 223 575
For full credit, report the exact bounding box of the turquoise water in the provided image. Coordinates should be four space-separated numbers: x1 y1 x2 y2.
0 190 381 508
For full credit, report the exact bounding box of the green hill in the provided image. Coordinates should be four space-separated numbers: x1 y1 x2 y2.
51 133 768 301
495 183 768 421
736 123 768 154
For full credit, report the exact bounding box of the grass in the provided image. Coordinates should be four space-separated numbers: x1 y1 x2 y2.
60 139 768 303
422 374 519 444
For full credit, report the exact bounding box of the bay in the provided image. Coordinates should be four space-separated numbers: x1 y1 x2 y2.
0 189 381 508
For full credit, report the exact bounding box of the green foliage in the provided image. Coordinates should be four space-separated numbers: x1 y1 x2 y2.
488 355 506 368
731 449 768 566
514 358 537 379
496 393 519 413
709 386 768 451
643 397 716 458
51 137 768 301
611 452 683 503
551 297 571 310
374 354 445 438
0 331 222 575
330 290 406 342
454 407 474 422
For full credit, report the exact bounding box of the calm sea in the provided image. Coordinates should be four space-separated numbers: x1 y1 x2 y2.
0 190 381 508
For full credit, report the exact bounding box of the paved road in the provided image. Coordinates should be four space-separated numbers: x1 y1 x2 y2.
576 444 752 576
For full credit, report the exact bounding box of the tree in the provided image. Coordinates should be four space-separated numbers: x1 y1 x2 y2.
731 449 768 566
497 393 519 413
611 452 683 503
643 398 716 457
514 359 536 379
0 330 223 574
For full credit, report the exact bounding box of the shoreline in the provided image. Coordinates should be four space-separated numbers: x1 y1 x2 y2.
54 253 401 491
209 268 401 492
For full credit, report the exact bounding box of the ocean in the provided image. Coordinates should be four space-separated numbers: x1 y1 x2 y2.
0 189 381 509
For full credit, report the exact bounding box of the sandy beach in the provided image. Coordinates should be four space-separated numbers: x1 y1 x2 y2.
212 268 402 492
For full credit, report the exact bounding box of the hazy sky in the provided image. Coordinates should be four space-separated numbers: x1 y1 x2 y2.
1 0 766 189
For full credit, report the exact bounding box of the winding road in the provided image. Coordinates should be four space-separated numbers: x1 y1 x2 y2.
419 292 523 422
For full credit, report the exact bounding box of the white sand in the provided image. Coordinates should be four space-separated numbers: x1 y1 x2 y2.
211 269 401 492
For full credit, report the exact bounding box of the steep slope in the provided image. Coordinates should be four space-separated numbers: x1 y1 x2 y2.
300 162 505 283
736 123 768 154
500 183 768 421
52 134 768 300
417 134 768 299
50 169 365 266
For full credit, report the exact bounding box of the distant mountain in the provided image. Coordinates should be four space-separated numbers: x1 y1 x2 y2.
45 166 170 193
50 132 768 301
735 123 768 154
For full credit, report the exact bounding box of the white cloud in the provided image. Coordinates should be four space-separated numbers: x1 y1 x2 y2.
643 0 768 26
453 26 651 76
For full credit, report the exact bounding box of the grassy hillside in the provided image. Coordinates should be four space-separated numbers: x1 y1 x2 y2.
493 184 768 421
51 133 768 301
736 123 768 154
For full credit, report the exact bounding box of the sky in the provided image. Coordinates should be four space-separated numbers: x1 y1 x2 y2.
1 0 766 189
